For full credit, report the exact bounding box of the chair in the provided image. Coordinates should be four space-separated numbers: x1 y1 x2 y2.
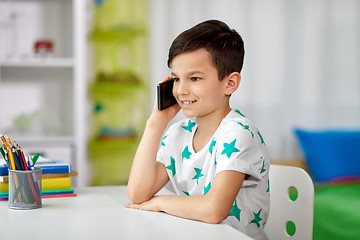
264 164 314 240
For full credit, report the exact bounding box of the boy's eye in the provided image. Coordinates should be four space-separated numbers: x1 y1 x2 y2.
191 77 200 82
173 77 180 82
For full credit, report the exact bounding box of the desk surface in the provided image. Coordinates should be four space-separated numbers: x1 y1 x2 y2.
0 186 252 240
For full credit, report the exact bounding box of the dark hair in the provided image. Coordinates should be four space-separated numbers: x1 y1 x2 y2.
167 20 245 81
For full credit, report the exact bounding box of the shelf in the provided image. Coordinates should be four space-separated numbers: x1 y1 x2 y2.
0 58 74 68
14 136 74 145
90 81 145 94
90 27 146 42
0 0 87 186
88 138 139 149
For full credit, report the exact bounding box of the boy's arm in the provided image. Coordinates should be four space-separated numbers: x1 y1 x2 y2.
126 118 170 203
125 170 246 224
127 76 181 204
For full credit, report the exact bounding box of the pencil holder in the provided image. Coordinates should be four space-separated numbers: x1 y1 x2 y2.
8 167 42 210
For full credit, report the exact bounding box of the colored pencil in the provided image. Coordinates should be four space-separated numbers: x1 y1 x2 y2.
14 142 28 170
12 148 22 170
0 134 9 150
7 148 16 170
5 134 13 148
4 149 12 170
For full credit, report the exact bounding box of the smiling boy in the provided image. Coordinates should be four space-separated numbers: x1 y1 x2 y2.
126 20 270 240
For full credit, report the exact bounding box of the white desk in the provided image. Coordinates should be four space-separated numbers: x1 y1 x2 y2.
0 186 253 240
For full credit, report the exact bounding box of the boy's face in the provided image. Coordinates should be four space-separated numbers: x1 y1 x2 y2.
171 48 230 119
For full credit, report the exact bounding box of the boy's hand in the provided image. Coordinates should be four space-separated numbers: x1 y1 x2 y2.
150 76 181 123
124 196 161 212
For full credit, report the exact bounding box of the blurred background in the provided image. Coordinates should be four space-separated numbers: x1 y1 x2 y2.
0 0 359 186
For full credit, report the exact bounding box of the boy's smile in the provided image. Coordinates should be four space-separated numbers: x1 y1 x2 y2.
170 48 231 120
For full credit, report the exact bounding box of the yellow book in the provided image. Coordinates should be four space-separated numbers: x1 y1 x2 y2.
0 181 7 192
0 177 71 192
1 171 78 183
42 177 72 191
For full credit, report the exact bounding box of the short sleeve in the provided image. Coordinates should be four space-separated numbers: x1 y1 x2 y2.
156 120 187 167
214 121 264 185
156 131 171 166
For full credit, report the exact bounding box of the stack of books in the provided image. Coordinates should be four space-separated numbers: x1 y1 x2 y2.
0 157 77 200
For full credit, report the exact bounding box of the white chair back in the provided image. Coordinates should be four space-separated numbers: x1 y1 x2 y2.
265 164 314 240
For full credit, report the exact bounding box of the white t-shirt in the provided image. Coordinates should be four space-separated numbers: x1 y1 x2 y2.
157 109 270 240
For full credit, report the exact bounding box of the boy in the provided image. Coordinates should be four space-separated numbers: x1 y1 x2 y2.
125 20 270 240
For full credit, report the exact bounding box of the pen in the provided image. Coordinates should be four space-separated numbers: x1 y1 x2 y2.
27 155 34 170
32 152 40 165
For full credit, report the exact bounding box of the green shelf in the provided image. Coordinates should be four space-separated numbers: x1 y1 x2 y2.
90 27 146 42
89 81 146 95
88 138 139 150
88 0 148 186
88 138 140 186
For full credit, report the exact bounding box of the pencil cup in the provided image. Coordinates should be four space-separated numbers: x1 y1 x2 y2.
8 167 42 210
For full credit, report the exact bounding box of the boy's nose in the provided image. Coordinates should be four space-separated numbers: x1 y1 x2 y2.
175 80 189 95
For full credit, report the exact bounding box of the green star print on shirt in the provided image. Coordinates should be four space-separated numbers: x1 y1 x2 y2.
221 139 240 158
183 191 190 196
182 120 196 132
209 138 216 154
156 110 270 237
257 129 266 145
166 157 176 176
237 122 254 138
182 146 192 161
161 135 167 146
235 109 246 117
250 209 263 228
203 182 211 194
260 158 266 173
229 199 241 222
192 168 204 185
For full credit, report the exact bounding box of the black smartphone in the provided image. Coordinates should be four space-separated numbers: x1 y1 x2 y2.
157 79 177 111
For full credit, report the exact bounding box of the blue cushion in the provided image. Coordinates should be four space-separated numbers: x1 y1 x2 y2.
294 128 360 183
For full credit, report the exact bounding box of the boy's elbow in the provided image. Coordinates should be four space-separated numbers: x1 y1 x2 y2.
205 211 228 224
203 203 229 224
126 186 151 204
126 186 142 204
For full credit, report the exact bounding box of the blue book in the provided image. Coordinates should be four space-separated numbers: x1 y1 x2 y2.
34 158 72 174
0 164 8 176
0 157 71 175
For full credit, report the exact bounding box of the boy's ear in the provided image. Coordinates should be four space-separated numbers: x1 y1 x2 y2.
224 72 241 95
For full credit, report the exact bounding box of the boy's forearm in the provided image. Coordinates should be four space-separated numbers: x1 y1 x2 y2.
152 194 227 224
126 171 245 224
142 171 244 224
127 117 168 203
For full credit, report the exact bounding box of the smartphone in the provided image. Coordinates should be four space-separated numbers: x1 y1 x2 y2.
157 79 177 111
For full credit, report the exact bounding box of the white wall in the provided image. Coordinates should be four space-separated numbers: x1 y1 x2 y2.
148 0 360 160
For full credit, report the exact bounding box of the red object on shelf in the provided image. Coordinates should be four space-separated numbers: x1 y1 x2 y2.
34 40 54 55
